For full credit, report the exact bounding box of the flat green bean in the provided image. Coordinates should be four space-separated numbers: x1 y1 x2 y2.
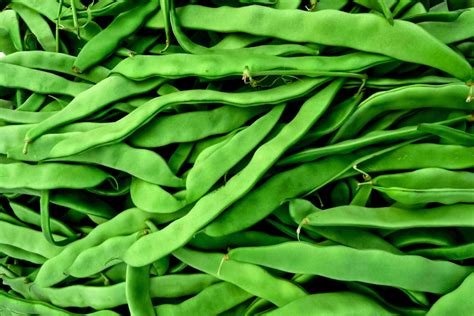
146 5 471 80
264 291 394 315
173 247 307 306
45 77 329 158
155 281 253 316
229 242 472 294
427 273 474 315
122 80 343 266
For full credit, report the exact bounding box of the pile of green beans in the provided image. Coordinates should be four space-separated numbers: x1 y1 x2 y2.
0 0 473 315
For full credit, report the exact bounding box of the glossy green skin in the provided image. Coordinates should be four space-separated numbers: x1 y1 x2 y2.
408 243 474 261
146 5 471 80
0 289 120 316
289 198 401 254
9 200 76 238
427 273 474 315
204 147 384 237
129 105 264 147
34 208 157 287
418 123 474 146
17 93 46 112
0 162 110 190
333 84 472 142
186 105 283 201
45 77 329 158
359 143 474 172
2 123 182 187
67 233 138 278
126 265 154 316
113 52 390 80
73 0 159 73
387 228 459 249
173 247 306 306
4 273 219 309
302 203 474 229
1 51 110 83
122 80 343 266
0 220 62 258
25 76 164 143
0 243 46 264
0 10 22 51
10 3 56 52
229 242 472 294
372 168 474 205
0 63 91 97
155 281 252 316
0 107 53 123
264 291 394 315
419 9 474 44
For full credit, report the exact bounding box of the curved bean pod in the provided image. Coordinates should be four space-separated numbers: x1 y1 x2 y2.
173 247 307 306
126 265 154 316
155 281 253 316
45 77 329 158
408 243 474 261
10 3 55 52
24 75 164 144
204 146 384 237
0 162 111 190
0 51 110 83
73 0 159 73
0 63 91 97
264 291 394 316
427 273 474 315
186 105 284 201
129 105 264 148
122 80 343 266
419 9 474 44
67 233 138 278
0 220 62 258
113 52 390 80
0 243 46 264
300 203 474 229
372 168 474 205
35 208 157 287
9 200 76 238
146 5 471 80
5 273 219 309
229 242 472 294
333 84 472 142
418 123 474 146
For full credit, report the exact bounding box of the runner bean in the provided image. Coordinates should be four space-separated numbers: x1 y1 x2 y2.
229 242 472 294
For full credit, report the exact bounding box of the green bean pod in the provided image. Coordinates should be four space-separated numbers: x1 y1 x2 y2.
299 203 474 229
264 291 394 315
122 80 343 266
154 281 253 316
72 0 159 73
112 52 390 80
146 4 471 80
229 242 472 294
173 247 307 306
45 78 329 158
0 63 91 97
25 75 165 144
372 168 474 205
129 105 265 148
427 273 474 315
